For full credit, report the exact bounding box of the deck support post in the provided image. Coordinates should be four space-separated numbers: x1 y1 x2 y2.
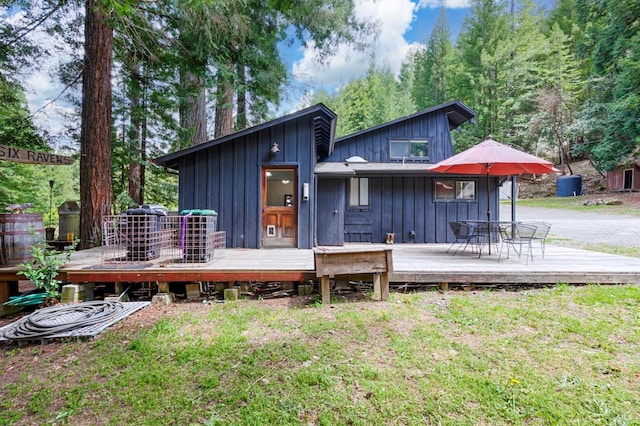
320 275 331 305
380 272 389 301
157 281 170 293
185 283 200 300
440 282 449 291
224 288 239 301
373 273 381 299
372 273 390 301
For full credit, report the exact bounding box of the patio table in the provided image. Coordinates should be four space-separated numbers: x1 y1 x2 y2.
462 220 518 257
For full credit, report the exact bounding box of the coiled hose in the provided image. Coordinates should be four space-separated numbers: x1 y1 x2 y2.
3 300 124 341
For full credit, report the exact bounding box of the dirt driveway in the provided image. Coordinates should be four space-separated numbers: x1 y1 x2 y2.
500 204 640 249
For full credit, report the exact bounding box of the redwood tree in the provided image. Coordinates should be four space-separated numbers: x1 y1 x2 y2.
79 0 113 248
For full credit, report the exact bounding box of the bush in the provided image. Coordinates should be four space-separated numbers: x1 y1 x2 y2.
18 235 76 303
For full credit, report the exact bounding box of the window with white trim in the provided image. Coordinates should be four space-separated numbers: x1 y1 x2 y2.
390 139 429 159
349 177 369 207
434 179 476 200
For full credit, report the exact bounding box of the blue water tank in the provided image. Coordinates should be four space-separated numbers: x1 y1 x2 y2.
556 175 582 197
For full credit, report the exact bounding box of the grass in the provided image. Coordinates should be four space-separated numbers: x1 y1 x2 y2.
508 196 640 217
2 285 640 425
548 237 640 258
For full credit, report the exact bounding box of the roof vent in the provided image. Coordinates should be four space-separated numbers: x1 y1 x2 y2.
345 156 368 164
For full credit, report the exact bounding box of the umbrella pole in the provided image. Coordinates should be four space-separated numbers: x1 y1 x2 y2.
511 176 517 221
486 173 491 255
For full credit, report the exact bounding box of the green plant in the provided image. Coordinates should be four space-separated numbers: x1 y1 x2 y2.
18 235 76 301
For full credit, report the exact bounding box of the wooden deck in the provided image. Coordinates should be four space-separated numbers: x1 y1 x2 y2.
1 244 639 294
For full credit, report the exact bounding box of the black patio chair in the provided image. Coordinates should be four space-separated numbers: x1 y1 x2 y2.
447 221 481 255
526 221 552 258
497 222 537 264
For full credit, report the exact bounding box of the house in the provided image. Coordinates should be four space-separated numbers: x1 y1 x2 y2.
155 100 492 249
607 158 640 192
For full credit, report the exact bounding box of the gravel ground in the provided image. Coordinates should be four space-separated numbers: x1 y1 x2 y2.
500 203 640 248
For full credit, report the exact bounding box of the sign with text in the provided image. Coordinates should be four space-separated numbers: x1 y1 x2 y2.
0 144 75 165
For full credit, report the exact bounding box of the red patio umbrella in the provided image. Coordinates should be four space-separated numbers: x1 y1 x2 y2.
428 137 559 254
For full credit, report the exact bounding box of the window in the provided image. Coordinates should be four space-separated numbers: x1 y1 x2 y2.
265 169 295 207
349 178 369 207
435 179 476 200
390 139 428 159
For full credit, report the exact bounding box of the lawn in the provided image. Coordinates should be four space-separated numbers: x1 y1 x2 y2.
509 193 640 217
1 285 639 425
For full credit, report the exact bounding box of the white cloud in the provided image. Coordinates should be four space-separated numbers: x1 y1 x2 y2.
292 0 418 89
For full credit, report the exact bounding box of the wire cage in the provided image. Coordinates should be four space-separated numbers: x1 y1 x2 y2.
101 213 225 266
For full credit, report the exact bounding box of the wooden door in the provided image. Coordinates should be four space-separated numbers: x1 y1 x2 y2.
262 167 297 247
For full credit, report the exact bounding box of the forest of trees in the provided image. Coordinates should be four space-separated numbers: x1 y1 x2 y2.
1 0 639 247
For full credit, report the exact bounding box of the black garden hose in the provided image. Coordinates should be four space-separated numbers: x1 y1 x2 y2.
3 301 124 341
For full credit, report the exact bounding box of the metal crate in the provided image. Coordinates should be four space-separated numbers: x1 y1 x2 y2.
102 214 224 266
102 214 164 263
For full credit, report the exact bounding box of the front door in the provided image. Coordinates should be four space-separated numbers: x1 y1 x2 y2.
262 167 297 247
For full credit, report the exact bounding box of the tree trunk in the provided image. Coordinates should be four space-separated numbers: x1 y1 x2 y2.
140 96 147 203
79 0 113 249
214 68 234 138
236 65 247 130
180 69 208 146
127 70 142 204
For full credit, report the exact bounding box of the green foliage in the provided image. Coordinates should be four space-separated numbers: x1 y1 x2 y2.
313 62 415 138
410 6 453 109
18 236 76 300
0 163 79 225
0 77 48 150
570 0 640 170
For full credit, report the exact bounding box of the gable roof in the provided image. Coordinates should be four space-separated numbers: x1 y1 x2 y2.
335 99 476 143
155 103 336 170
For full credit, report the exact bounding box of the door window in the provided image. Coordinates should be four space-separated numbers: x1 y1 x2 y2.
265 169 295 207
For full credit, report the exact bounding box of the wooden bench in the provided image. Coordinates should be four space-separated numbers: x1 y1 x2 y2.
313 247 393 305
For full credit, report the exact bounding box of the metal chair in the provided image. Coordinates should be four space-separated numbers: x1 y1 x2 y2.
526 221 551 258
447 221 480 255
498 223 537 264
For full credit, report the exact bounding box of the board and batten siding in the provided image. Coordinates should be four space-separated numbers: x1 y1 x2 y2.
336 175 494 244
328 109 454 164
317 105 485 245
177 115 318 249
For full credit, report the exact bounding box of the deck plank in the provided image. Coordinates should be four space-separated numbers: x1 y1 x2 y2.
2 244 638 286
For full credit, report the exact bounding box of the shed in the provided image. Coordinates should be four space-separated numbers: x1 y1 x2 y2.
607 159 640 192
